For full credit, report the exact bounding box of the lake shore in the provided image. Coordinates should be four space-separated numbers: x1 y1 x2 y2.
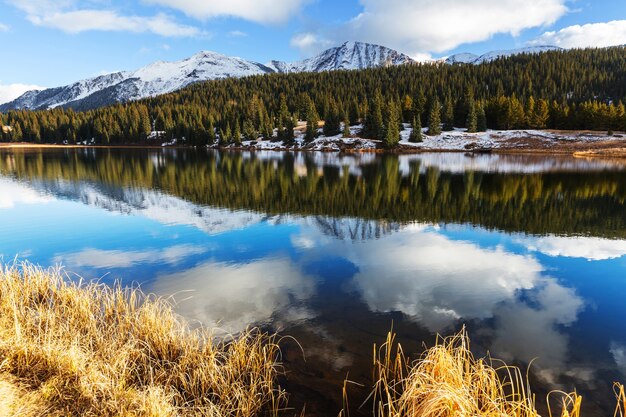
2 129 626 157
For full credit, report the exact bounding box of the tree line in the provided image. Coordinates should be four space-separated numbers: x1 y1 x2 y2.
1 46 626 146
1 149 625 238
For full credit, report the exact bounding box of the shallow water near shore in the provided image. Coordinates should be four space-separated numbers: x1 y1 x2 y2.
0 148 625 416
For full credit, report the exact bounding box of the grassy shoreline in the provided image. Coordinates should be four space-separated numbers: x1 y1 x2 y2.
0 263 624 416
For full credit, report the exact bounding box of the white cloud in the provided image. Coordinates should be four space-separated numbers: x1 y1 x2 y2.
150 258 316 334
143 0 311 24
8 0 202 37
347 228 544 331
296 0 568 56
0 23 9 32
290 32 333 55
517 235 626 261
0 82 45 105
530 20 626 49
29 10 202 37
610 342 626 378
0 179 53 209
227 30 247 38
54 245 207 269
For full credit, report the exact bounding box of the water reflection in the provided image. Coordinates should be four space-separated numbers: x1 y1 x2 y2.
0 149 624 416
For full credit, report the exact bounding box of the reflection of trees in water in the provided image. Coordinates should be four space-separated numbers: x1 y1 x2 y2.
1 149 625 238
310 216 400 241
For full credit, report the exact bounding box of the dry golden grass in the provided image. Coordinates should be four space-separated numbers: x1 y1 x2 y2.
0 263 287 417
362 329 591 417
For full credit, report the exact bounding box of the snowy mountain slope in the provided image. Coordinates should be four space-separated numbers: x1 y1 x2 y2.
0 42 413 112
0 51 275 111
446 46 562 64
268 41 414 73
0 42 562 112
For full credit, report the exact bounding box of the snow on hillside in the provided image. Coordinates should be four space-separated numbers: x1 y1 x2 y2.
446 46 562 65
0 43 564 111
270 41 414 73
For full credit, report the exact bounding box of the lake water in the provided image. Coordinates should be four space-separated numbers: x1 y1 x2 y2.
1 148 625 416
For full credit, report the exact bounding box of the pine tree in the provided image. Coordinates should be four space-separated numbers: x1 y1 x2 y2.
233 121 242 145
428 97 441 136
305 99 319 143
409 116 423 143
466 99 478 133
362 91 384 139
477 106 487 132
323 99 341 137
442 97 455 131
384 101 400 148
342 114 351 138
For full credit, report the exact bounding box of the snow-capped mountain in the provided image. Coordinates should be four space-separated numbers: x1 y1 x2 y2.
0 42 563 112
445 46 562 65
268 41 414 73
0 51 276 111
0 42 413 112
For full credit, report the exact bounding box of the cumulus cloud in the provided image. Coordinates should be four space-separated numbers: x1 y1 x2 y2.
295 0 568 56
290 32 333 56
0 83 45 105
54 245 207 269
0 179 53 209
348 228 544 331
530 20 626 49
8 0 202 37
150 258 316 334
610 342 626 378
516 235 626 261
143 0 311 24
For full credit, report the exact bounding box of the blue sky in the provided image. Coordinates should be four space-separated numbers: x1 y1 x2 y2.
0 0 625 102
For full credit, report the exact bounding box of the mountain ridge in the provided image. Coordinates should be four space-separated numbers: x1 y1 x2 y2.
1 42 562 112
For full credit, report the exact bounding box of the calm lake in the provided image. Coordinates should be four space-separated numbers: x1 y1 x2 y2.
1 148 625 416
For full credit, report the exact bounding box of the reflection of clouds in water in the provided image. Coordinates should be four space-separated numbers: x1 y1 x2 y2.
150 258 316 334
348 229 542 331
298 224 588 384
610 342 626 378
490 279 585 384
0 178 53 209
516 235 626 261
54 245 208 269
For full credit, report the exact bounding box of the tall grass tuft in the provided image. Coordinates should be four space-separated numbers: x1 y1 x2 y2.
366 328 584 417
0 263 287 417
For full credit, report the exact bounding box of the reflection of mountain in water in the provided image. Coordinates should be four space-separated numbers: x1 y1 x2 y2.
306 216 400 241
1 149 625 238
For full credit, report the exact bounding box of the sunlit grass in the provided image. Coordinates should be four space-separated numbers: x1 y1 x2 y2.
0 263 286 417
360 328 625 417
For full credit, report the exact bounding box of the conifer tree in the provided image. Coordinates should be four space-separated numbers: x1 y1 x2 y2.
233 121 242 145
477 106 487 132
384 101 400 148
323 99 341 137
443 97 455 131
466 99 478 133
305 99 319 143
342 114 351 138
409 115 423 143
428 97 442 136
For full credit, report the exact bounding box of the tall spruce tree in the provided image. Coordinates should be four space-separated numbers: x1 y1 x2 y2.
305 98 319 143
466 99 478 133
428 96 442 136
384 101 400 148
409 115 423 143
477 106 487 132
442 97 455 131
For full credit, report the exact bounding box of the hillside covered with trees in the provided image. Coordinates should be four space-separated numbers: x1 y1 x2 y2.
1 46 626 147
